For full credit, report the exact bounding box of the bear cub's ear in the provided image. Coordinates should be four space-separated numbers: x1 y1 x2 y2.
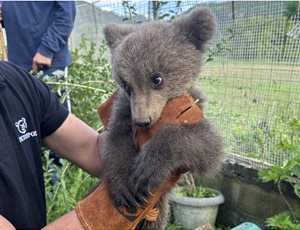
173 7 217 51
103 24 135 50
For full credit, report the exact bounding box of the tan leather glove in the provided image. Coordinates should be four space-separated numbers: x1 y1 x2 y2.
75 91 204 230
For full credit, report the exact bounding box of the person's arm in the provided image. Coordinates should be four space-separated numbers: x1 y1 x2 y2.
41 114 106 230
43 113 105 177
0 212 83 230
0 215 15 230
42 211 83 230
33 1 75 71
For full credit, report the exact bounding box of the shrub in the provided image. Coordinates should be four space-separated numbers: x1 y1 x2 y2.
258 117 300 229
42 37 116 223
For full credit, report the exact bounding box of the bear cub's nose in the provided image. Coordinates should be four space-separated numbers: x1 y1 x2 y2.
135 117 151 127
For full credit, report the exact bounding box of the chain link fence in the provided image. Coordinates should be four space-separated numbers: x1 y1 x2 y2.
71 1 300 166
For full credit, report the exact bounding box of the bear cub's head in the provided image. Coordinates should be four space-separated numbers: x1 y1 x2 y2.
104 7 216 127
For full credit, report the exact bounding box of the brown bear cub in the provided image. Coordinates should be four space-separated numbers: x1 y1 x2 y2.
101 7 224 229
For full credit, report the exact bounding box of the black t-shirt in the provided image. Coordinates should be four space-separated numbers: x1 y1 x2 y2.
0 61 69 229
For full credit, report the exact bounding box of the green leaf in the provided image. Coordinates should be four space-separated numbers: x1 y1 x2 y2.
295 209 300 219
290 117 300 131
266 211 298 229
258 168 279 183
292 165 300 178
294 183 300 198
159 13 170 19
176 186 217 198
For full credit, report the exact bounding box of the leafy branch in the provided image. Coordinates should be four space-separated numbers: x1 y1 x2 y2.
43 36 116 131
258 117 300 227
206 27 235 63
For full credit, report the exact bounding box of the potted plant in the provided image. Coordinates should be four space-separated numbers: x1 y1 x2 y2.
169 173 224 230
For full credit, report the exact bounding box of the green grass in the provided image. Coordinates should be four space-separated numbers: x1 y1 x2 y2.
198 60 300 164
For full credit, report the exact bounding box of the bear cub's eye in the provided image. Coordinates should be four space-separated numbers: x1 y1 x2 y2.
121 80 131 96
151 74 163 88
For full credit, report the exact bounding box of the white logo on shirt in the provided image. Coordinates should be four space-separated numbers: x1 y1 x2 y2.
15 117 38 143
15 117 27 134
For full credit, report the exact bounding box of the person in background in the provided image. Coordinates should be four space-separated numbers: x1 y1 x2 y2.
0 61 103 229
1 1 75 78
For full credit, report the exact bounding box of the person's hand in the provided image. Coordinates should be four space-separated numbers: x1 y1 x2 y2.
0 215 15 230
32 52 52 73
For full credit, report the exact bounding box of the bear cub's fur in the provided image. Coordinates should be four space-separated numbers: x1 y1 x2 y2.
102 7 224 229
